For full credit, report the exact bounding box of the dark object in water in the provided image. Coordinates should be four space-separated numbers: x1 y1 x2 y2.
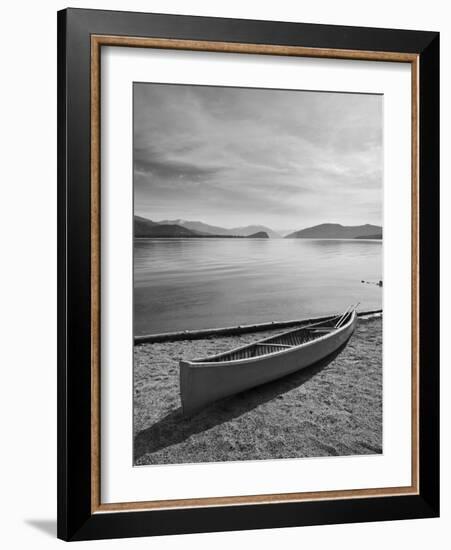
179 306 357 416
361 279 383 287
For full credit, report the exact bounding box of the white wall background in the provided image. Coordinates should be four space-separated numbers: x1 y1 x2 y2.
0 1 448 548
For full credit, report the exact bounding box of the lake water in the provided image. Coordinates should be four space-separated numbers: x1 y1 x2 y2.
134 238 382 336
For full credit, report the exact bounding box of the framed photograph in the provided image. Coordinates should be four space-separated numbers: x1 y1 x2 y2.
57 8 439 541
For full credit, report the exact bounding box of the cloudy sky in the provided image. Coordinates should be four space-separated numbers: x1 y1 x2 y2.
134 83 382 231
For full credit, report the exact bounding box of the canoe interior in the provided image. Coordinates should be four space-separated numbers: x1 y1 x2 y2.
193 312 353 363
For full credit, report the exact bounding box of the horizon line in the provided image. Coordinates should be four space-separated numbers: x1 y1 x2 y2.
134 213 383 233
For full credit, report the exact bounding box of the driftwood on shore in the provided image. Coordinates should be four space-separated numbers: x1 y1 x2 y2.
135 309 382 344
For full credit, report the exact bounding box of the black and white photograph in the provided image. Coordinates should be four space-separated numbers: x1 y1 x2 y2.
133 83 383 466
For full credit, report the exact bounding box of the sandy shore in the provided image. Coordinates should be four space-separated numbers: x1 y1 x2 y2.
134 316 382 465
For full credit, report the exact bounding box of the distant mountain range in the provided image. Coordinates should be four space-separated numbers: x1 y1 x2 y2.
134 216 200 238
158 219 281 238
134 216 382 240
134 216 270 239
285 223 382 240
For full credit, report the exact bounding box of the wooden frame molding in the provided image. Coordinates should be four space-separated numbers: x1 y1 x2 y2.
90 34 420 515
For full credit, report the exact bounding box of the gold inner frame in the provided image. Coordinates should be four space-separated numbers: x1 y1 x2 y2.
90 35 419 514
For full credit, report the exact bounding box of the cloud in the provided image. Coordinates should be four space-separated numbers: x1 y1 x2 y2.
134 146 225 180
133 83 383 229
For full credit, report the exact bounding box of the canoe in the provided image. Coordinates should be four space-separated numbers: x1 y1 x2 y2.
179 306 358 416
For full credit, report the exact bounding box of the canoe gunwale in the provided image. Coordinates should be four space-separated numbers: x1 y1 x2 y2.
183 310 356 367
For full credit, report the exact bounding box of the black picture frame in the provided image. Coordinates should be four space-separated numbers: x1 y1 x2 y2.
57 7 439 541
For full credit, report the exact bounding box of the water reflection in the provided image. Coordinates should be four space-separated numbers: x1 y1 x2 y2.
134 238 382 335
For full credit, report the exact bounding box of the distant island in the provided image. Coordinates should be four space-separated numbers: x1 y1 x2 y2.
134 216 382 240
285 223 382 240
248 231 269 239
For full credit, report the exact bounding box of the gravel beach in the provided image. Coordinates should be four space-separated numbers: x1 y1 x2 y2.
134 315 382 465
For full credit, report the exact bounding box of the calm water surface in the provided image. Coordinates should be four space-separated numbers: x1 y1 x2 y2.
134 238 382 336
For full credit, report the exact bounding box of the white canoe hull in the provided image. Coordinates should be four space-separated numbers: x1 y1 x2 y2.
180 310 357 416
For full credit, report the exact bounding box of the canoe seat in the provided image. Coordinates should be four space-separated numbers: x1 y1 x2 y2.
306 327 334 333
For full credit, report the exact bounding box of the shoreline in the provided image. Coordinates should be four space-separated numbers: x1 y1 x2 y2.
135 309 382 344
134 315 382 466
